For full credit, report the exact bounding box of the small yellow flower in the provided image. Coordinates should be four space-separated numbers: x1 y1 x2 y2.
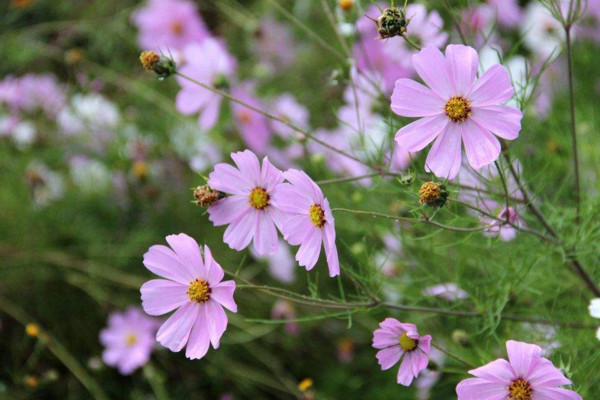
26 323 40 338
298 378 313 392
338 0 354 11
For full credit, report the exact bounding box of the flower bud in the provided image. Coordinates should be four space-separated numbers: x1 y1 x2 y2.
419 182 448 208
139 51 176 80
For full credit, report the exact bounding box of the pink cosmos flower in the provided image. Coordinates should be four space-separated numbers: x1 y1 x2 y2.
372 318 432 386
392 44 523 179
131 0 210 50
99 307 157 375
208 150 284 255
487 0 522 29
271 169 340 277
270 93 310 139
176 39 236 131
456 340 582 400
140 234 237 359
231 84 272 154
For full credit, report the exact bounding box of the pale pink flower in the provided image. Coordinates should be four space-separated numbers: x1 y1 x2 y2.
251 238 296 283
132 0 210 50
372 318 432 386
176 39 236 130
422 283 468 301
392 44 522 179
270 93 310 139
231 85 272 154
208 150 284 255
141 234 237 359
272 169 340 277
271 300 299 335
99 307 157 375
487 0 522 29
457 340 582 400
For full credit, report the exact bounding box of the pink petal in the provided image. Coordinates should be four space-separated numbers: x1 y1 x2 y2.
198 98 220 131
202 245 225 285
253 212 279 256
469 359 515 383
175 89 205 115
396 351 417 386
417 335 432 353
165 233 205 278
295 229 323 271
283 169 323 203
468 65 514 107
411 351 429 376
425 123 462 179
391 79 445 118
271 184 311 214
373 331 401 349
506 340 542 379
209 163 253 195
462 120 501 169
456 378 508 400
208 195 250 226
470 105 522 140
413 46 453 98
211 281 237 312
395 115 448 152
323 223 340 277
527 358 571 388
281 215 314 246
223 210 257 251
260 156 284 192
534 388 583 400
143 245 193 284
205 301 228 348
141 279 189 316
156 302 198 352
185 306 210 360
231 150 261 187
445 44 478 95
376 346 403 370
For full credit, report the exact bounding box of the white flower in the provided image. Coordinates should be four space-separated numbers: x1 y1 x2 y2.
521 2 566 60
589 298 600 319
69 157 112 194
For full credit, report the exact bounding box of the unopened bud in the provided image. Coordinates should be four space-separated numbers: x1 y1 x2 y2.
140 51 176 80
193 185 222 207
419 182 448 208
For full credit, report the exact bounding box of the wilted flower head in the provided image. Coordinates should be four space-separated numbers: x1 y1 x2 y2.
99 307 157 375
392 44 523 179
457 340 582 399
141 234 237 359
132 0 210 50
372 318 432 386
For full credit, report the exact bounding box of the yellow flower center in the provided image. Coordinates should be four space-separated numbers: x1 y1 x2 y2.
239 111 252 124
419 182 440 204
399 332 418 352
444 96 471 123
309 204 326 228
507 379 533 400
249 187 269 209
187 278 211 303
125 333 138 347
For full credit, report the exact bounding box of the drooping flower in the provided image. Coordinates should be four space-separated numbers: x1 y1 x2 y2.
456 340 582 400
207 150 284 255
175 39 236 130
131 0 210 51
392 44 523 179
99 307 157 375
272 169 340 277
372 318 432 386
141 234 237 359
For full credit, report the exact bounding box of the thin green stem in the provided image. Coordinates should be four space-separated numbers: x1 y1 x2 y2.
494 160 511 224
565 27 581 225
431 343 475 369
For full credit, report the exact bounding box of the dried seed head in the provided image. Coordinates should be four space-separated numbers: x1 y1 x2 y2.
193 185 222 207
372 7 408 39
419 182 448 208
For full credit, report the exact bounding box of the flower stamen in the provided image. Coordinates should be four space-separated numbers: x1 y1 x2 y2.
187 278 211 303
507 379 533 400
125 333 138 347
249 187 269 209
444 96 471 123
399 332 418 352
309 204 326 228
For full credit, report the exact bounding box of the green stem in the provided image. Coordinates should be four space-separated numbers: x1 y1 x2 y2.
565 27 581 225
432 343 474 369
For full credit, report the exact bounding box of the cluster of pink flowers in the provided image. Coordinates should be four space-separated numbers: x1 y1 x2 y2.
207 150 339 277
